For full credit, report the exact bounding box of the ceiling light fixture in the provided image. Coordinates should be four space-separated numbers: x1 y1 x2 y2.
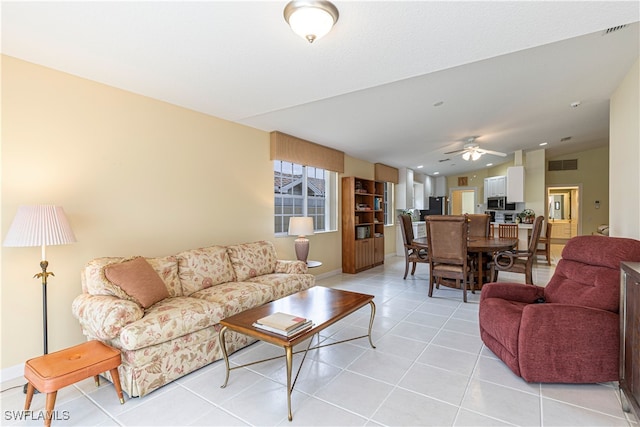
284 0 339 44
462 147 483 161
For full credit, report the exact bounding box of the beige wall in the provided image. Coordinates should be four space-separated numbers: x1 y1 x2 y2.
546 145 609 235
610 58 640 239
1 56 368 368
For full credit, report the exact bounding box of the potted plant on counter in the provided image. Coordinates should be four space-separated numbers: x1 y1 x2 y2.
518 209 536 224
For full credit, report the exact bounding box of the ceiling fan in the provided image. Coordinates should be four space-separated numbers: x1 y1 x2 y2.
444 137 507 161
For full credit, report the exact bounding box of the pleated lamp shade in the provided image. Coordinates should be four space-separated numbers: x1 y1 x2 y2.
3 205 77 260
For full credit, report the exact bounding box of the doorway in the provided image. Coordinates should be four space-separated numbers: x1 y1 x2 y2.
450 188 477 215
546 185 581 243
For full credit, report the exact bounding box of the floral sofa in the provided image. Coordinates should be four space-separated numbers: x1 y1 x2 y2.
71 241 315 397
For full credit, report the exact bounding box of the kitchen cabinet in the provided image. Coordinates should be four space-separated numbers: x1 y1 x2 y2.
342 176 385 273
484 175 506 201
396 168 414 209
507 166 525 202
620 262 640 419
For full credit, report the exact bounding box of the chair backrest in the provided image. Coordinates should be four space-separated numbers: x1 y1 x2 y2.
526 216 545 253
544 235 640 312
467 214 490 237
426 215 468 265
398 214 415 246
498 223 518 238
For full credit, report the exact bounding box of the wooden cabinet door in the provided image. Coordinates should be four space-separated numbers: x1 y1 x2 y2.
354 239 374 271
373 237 384 265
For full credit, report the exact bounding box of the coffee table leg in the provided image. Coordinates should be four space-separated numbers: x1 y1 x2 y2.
286 346 293 421
367 301 377 348
219 326 230 388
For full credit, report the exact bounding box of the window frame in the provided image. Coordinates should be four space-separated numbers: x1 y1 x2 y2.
274 160 338 236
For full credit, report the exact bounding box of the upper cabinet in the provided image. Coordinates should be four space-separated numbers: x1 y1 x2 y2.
484 175 506 201
507 166 525 202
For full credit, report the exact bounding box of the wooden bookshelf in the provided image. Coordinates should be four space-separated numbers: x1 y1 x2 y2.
342 177 385 273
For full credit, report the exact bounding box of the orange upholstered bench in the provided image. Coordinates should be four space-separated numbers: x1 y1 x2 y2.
24 340 124 426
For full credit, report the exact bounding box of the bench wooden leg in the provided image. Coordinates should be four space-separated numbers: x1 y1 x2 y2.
109 368 125 404
44 391 57 427
24 382 35 410
94 375 100 387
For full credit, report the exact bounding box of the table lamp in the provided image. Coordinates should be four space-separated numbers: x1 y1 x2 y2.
288 217 314 262
3 205 77 356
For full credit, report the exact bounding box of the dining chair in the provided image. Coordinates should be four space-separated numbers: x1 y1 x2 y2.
467 214 491 283
490 216 544 284
536 221 553 265
425 214 474 302
398 214 429 279
498 223 518 238
489 223 495 238
467 214 490 238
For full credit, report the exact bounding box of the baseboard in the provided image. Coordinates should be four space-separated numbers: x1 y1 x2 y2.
1 363 24 383
314 268 341 281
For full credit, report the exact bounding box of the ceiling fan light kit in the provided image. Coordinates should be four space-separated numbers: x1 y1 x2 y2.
284 0 339 43
445 137 507 161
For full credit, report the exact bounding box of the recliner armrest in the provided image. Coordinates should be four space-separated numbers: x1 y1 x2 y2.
72 294 144 340
480 282 544 303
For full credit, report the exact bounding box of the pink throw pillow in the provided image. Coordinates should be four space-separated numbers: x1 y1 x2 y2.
104 257 169 308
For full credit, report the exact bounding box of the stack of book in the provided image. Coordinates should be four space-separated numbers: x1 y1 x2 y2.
253 312 313 337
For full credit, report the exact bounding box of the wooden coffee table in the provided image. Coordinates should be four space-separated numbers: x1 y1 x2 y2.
218 286 376 421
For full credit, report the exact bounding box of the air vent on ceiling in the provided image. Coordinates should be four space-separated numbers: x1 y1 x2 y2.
548 159 578 171
439 158 450 162
560 136 572 142
604 25 628 35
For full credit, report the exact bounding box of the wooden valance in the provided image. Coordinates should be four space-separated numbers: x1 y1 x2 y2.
374 163 399 184
270 131 344 173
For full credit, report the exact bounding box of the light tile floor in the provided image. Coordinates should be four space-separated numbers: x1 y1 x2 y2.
1 246 638 426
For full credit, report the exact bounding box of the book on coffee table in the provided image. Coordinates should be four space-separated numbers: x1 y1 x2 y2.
253 319 313 337
256 312 308 332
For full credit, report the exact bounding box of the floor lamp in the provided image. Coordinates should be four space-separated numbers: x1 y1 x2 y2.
3 205 77 391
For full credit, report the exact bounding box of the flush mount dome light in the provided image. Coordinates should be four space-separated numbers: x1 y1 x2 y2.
284 0 339 43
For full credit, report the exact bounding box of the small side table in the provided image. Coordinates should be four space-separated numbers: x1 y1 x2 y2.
24 340 125 427
306 260 322 268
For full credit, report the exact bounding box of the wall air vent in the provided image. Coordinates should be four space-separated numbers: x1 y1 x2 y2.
604 25 628 35
548 159 578 171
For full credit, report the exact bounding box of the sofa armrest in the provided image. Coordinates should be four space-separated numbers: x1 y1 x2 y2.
72 294 144 340
480 282 544 303
275 260 308 274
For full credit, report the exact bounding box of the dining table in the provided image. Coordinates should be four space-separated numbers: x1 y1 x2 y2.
413 236 518 288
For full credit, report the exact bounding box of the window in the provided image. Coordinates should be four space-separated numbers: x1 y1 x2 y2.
274 160 338 234
383 182 394 225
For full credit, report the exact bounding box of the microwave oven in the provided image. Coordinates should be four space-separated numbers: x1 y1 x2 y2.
487 197 506 210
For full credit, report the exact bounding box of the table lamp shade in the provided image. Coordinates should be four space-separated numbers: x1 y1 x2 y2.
4 205 77 258
288 217 314 237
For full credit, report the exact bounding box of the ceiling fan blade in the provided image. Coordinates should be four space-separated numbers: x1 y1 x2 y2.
444 148 467 155
477 148 507 157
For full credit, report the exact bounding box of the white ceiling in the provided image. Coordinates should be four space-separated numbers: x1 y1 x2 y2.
2 1 639 176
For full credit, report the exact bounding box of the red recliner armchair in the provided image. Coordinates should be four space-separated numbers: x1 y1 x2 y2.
479 235 640 383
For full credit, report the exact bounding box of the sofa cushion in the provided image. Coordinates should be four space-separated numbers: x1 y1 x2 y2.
146 255 182 297
118 296 226 351
191 282 274 317
227 241 277 281
104 257 170 308
83 255 179 299
177 246 235 296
